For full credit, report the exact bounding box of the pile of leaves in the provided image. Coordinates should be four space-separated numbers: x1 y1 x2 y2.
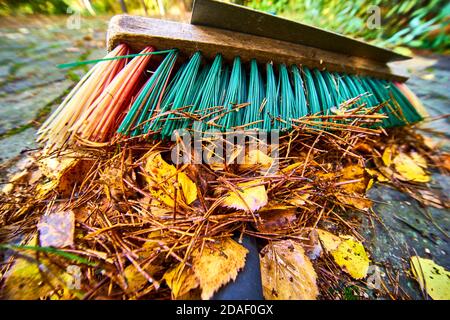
0 110 449 300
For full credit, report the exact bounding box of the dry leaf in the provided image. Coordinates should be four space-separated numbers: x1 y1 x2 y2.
257 203 298 232
35 179 59 199
38 210 75 248
382 146 394 166
318 229 370 279
163 263 200 299
287 193 310 207
393 152 430 183
260 240 319 300
336 165 372 210
365 168 389 182
56 160 94 197
422 136 439 150
145 153 197 207
164 238 248 300
332 238 370 280
222 180 268 212
281 162 303 174
410 256 450 300
241 149 274 170
438 153 450 171
317 229 342 253
366 178 374 191
38 155 78 180
410 151 427 168
124 264 163 294
336 194 372 210
192 238 248 300
1 237 81 300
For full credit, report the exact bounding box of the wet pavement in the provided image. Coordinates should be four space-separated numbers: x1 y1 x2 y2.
0 16 108 166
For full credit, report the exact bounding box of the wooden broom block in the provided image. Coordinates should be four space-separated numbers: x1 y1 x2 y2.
107 15 409 82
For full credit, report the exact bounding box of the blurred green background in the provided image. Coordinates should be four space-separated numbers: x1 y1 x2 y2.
0 0 449 53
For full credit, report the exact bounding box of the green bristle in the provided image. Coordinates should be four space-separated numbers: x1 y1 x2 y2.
218 65 230 106
157 51 202 137
112 50 424 139
349 75 373 107
332 72 354 104
303 67 321 114
265 63 278 131
143 61 185 134
342 75 361 100
187 63 210 104
244 59 264 129
321 71 340 108
219 57 246 130
366 78 397 127
291 65 308 118
313 69 333 114
384 80 423 125
190 54 223 133
279 64 295 129
117 50 178 137
358 76 381 108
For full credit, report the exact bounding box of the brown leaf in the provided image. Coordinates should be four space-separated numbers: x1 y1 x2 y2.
1 237 81 300
335 165 372 210
192 238 248 300
257 203 298 232
221 180 268 212
163 263 200 299
260 240 318 300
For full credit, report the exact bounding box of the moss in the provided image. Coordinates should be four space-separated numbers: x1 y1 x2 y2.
0 123 33 139
342 285 359 300
0 84 73 140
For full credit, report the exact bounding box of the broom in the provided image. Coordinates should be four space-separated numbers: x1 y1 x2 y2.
37 0 428 151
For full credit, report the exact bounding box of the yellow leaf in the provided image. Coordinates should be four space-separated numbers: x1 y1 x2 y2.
287 193 310 207
340 165 367 193
318 230 370 279
260 240 318 300
2 237 81 299
382 146 394 166
192 238 248 300
410 256 450 300
332 238 370 280
410 152 427 168
365 168 389 182
393 152 430 183
124 264 163 294
144 153 197 207
163 263 199 299
164 238 248 300
336 194 372 211
241 149 274 169
281 162 303 174
336 165 372 210
38 154 78 180
317 229 342 253
222 180 268 212
366 178 374 191
35 179 59 199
